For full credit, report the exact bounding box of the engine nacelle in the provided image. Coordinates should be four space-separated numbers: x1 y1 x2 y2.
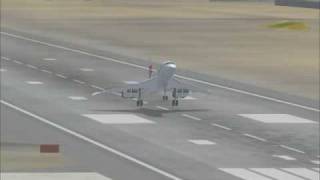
172 88 190 98
121 88 140 98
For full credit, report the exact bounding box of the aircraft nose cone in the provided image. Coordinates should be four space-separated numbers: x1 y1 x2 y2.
167 63 176 69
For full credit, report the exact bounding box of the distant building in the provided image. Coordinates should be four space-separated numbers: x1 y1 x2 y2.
275 0 320 9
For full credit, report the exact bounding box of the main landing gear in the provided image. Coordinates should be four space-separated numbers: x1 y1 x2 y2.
172 99 178 106
136 99 143 107
162 95 169 101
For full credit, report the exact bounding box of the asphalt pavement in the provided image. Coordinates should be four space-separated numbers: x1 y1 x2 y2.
1 31 319 180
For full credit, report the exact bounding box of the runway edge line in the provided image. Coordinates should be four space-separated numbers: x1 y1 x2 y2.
0 100 183 180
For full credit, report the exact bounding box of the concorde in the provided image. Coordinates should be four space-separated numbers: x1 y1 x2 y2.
92 61 196 107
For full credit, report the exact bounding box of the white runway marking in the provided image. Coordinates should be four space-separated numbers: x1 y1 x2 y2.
3 31 318 112
181 114 201 121
124 81 139 84
282 168 319 180
26 64 38 69
73 79 86 84
220 168 272 180
313 168 319 172
68 96 87 101
55 73 67 79
211 123 232 130
1 100 182 180
220 168 319 180
243 133 267 142
188 139 216 145
183 96 197 100
1 172 111 180
272 155 296 161
1 57 10 61
41 69 53 74
239 114 317 124
156 106 169 111
13 60 23 64
280 145 305 154
90 85 105 91
250 168 305 180
80 68 94 72
26 81 43 85
311 160 320 165
43 58 56 61
83 114 155 124
0 68 7 72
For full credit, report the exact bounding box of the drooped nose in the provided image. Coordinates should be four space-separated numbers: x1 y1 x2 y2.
167 63 176 69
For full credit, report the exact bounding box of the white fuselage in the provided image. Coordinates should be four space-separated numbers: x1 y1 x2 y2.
157 61 176 90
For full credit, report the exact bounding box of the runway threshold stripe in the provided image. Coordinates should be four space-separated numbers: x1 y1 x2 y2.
220 168 272 180
282 168 319 180
250 168 304 180
0 100 183 180
2 31 318 112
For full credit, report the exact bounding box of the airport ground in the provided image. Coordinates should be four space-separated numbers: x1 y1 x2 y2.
1 0 319 180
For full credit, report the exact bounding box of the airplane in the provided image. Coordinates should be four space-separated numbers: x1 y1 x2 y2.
92 61 202 107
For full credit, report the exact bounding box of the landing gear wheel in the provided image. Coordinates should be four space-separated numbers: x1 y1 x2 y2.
163 96 168 101
172 100 179 106
136 100 143 107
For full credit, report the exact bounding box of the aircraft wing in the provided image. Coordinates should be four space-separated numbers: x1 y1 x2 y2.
167 77 209 94
92 77 159 97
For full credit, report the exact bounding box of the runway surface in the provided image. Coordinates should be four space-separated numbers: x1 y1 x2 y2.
1 31 319 180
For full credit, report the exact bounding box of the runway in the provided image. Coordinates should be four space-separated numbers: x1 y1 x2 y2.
1 31 319 180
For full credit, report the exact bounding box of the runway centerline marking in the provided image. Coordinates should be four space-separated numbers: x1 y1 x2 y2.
1 100 183 180
68 96 88 101
280 145 305 154
43 58 56 61
2 31 318 112
26 64 38 69
80 68 94 72
188 139 216 145
156 106 169 111
211 123 232 130
13 60 23 65
1 57 10 61
243 133 267 142
181 114 201 121
0 68 7 72
90 85 105 91
272 155 296 161
55 73 67 79
41 69 53 74
26 81 43 85
73 79 86 84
